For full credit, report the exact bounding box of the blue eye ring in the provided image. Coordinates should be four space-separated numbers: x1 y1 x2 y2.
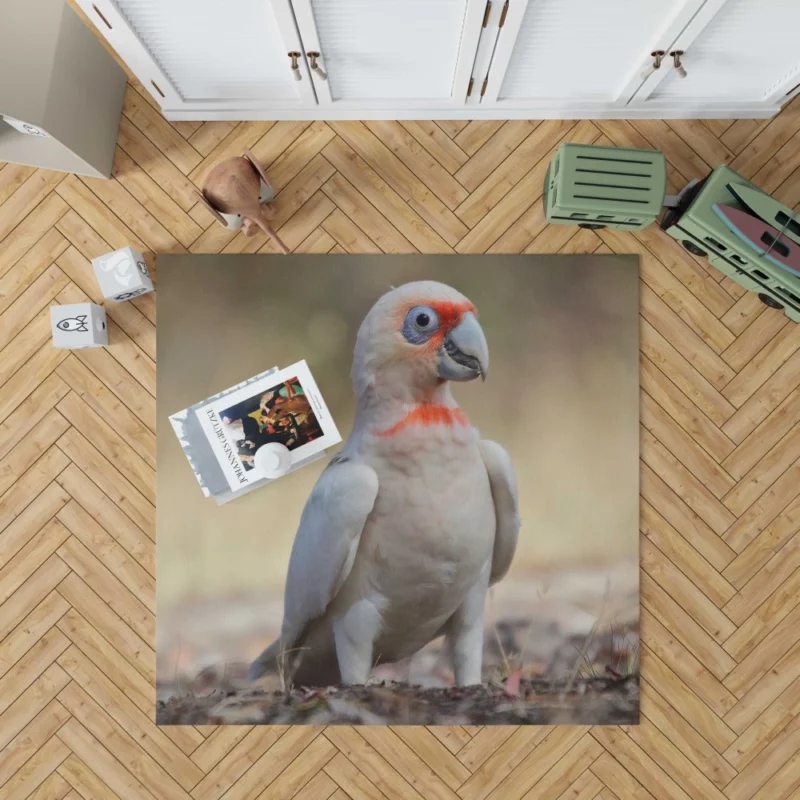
402 305 439 344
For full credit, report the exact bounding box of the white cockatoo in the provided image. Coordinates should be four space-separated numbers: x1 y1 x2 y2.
249 281 519 686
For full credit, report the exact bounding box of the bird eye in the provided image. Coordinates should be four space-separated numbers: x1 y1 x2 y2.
402 305 439 344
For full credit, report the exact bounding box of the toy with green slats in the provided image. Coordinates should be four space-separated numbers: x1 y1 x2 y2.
659 164 800 323
544 143 667 231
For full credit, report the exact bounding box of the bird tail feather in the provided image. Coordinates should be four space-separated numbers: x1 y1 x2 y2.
247 637 284 682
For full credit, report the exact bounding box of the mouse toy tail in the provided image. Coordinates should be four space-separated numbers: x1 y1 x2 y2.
253 213 290 254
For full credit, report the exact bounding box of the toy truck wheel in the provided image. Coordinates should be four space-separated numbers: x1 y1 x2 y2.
578 223 606 230
682 240 707 257
758 293 784 310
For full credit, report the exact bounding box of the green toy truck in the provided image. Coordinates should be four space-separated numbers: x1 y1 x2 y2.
544 143 666 232
660 165 800 323
544 142 800 323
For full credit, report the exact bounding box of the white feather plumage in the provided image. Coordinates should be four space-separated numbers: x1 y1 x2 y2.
249 282 520 686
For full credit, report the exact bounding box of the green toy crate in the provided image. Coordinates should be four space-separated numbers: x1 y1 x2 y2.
544 143 667 231
661 165 800 323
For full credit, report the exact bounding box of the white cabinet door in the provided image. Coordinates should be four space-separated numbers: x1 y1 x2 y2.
75 0 316 112
480 0 708 111
289 0 486 109
631 0 800 111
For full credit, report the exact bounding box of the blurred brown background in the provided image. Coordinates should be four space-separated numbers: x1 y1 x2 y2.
156 254 639 689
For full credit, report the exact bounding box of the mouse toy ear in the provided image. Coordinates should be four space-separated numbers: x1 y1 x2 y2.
194 190 229 227
243 149 274 194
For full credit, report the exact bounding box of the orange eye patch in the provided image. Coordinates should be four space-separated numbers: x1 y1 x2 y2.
426 300 476 332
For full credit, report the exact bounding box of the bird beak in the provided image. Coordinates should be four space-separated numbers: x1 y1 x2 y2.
437 312 489 382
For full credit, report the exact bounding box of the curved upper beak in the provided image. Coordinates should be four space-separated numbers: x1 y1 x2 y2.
437 312 489 382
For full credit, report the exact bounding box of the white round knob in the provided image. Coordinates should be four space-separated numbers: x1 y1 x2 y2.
254 442 292 479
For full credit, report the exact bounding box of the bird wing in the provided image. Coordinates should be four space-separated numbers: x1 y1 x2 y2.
479 440 520 584
280 458 379 648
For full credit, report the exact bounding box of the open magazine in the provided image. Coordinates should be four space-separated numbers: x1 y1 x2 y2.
169 360 341 502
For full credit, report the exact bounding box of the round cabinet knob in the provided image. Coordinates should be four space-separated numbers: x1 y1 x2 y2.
254 442 293 479
641 50 665 81
288 52 302 81
307 52 328 81
670 50 687 79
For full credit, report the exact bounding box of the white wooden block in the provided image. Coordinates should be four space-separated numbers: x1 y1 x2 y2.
51 303 107 348
91 246 154 301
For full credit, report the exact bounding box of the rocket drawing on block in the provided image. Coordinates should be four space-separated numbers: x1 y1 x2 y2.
50 302 107 349
249 281 520 687
56 315 89 332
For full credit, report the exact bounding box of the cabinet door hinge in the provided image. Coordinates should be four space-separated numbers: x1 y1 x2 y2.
499 0 509 27
482 1 492 27
467 77 474 97
480 77 488 97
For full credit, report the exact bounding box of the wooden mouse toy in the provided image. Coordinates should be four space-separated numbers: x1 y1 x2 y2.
195 149 290 254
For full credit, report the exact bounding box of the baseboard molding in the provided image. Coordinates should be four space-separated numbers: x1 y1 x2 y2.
163 104 779 122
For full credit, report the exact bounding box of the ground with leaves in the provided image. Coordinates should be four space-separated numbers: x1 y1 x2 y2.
158 675 639 725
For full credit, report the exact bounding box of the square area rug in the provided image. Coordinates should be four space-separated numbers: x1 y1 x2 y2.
156 254 640 725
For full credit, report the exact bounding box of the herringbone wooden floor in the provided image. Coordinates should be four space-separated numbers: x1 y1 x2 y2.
2 67 800 798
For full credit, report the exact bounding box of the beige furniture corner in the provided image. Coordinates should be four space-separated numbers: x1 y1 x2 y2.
0 0 127 178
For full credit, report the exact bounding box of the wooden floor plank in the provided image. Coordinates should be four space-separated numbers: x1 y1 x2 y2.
322 751 387 800
723 648 800 736
0 164 36 206
0 193 69 279
55 427 153 536
56 571 154 682
57 680 202 795
0 229 68 317
454 121 537 192
321 174 414 253
0 265 69 351
642 573 737 682
329 121 468 246
364 120 469 210
55 392 154 504
122 86 202 176
400 121 469 174
0 170 65 243
0 627 71 717
110 148 202 249
641 535 736 644
187 122 237 158
189 727 288 800
0 588 69 680
0 696 71 785
641 467 735 587
0 733 70 800
265 121 336 191
456 121 592 242
639 678 737 790
641 500 735 608
0 554 70 643
116 116 204 213
55 533 153 642
640 356 736 463
56 716 158 800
